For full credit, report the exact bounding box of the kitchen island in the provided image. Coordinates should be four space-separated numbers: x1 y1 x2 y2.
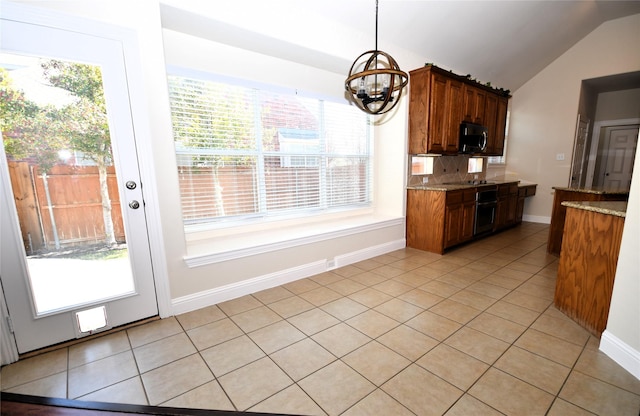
554 200 627 336
547 186 629 256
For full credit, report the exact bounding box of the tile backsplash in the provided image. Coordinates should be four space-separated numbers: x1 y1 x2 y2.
408 154 487 186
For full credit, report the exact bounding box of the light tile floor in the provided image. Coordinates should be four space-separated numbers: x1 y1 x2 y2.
2 223 640 415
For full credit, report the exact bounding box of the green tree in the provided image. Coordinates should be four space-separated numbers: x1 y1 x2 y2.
1 61 117 246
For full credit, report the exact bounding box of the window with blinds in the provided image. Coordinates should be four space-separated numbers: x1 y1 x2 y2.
167 74 373 226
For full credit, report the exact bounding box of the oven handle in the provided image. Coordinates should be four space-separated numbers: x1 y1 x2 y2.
476 201 497 206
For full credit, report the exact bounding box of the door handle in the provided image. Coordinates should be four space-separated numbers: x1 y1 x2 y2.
129 200 140 209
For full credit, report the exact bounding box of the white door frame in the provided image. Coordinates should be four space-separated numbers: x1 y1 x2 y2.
585 118 640 187
0 2 172 364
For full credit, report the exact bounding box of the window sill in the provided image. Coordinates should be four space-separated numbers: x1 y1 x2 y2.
183 213 404 268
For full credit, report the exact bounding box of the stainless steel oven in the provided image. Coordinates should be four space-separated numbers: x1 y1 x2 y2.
474 186 497 235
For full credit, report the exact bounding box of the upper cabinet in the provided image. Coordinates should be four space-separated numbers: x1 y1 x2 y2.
408 65 510 156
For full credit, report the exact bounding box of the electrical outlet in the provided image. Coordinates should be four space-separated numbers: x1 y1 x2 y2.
327 260 336 269
556 153 565 161
422 177 429 184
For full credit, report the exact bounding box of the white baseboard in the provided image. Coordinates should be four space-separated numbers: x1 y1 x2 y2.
523 214 551 224
600 330 640 380
171 238 406 315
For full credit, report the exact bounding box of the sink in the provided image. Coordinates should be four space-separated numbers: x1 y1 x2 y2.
443 180 496 185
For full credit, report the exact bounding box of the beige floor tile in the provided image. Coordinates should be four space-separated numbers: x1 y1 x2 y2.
284 278 322 295
175 305 226 330
574 348 640 394
330 265 364 278
436 273 478 289
373 279 413 296
445 327 510 365
444 394 504 416
268 295 315 318
298 360 375 416
449 289 496 311
348 287 393 308
494 346 571 394
248 320 306 354
547 398 599 416
374 298 424 323
343 341 410 386
320 297 368 321
186 318 243 351
430 299 482 324
78 376 147 405
230 305 282 333
485 300 541 326
0 348 67 389
377 324 439 361
127 317 183 348
287 307 340 335
397 288 444 309
141 354 214 405
249 384 325 416
469 368 554 416
515 328 583 367
352 258 385 272
405 310 462 341
218 357 293 411
493 267 534 281
467 312 527 343
346 309 400 338
370 264 405 279
466 281 511 299
412 265 450 279
387 257 427 271
5 372 67 399
270 338 336 381
420 280 462 297
393 271 432 288
382 364 462 416
251 286 294 304
417 344 489 390
516 281 555 300
342 389 414 416
133 332 197 373
481 274 524 290
68 331 130 368
502 291 552 312
312 323 371 357
559 371 640 416
68 350 138 399
349 270 388 286
326 278 366 295
531 313 590 346
506 261 543 274
161 380 234 411
217 295 262 316
200 335 265 376
299 286 343 306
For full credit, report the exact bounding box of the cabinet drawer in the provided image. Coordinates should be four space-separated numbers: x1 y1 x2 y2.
446 188 476 205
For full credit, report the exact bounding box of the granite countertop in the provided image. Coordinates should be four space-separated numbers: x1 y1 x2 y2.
408 180 521 192
561 201 627 218
552 186 630 195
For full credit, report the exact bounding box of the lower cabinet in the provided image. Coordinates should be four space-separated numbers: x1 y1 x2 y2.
407 182 536 254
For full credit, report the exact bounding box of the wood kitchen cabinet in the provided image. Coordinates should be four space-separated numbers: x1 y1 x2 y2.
408 66 463 154
516 184 537 223
444 188 476 248
409 64 510 156
495 183 518 230
407 188 475 254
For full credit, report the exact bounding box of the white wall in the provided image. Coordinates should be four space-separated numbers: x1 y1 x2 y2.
506 13 640 221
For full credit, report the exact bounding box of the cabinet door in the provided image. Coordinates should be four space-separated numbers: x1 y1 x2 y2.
429 73 463 154
461 201 476 241
492 96 508 156
463 85 486 125
484 94 499 155
444 202 463 248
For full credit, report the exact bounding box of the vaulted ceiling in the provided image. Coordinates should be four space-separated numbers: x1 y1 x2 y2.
162 1 640 92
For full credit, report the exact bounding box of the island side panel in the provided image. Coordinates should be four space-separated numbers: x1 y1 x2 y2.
554 206 625 336
406 189 446 254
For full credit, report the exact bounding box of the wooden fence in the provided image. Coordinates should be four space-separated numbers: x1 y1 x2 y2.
8 162 124 254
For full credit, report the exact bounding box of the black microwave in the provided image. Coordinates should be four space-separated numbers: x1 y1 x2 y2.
459 123 488 154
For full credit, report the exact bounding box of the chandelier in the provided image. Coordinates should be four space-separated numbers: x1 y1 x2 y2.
344 0 408 115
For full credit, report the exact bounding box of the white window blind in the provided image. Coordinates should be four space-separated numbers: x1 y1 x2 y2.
168 74 372 226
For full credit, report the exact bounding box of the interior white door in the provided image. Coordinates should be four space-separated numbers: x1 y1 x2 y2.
1 17 158 353
602 125 639 190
